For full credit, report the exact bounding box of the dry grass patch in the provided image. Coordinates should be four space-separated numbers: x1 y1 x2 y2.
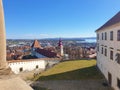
34 59 103 80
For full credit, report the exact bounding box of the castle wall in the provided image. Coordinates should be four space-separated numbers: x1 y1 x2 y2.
8 59 47 74
8 58 61 74
96 23 120 90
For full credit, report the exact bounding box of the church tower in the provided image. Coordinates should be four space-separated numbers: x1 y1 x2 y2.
58 38 64 56
0 0 8 69
31 40 42 49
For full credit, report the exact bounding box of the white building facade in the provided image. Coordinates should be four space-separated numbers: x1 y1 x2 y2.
8 59 47 74
8 58 61 74
96 12 120 90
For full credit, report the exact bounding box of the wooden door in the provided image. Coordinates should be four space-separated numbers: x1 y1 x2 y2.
108 72 112 86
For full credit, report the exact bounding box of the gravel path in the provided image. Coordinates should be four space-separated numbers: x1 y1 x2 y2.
31 80 113 90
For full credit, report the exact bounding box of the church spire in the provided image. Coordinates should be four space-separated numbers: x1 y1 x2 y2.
31 40 42 49
58 38 63 47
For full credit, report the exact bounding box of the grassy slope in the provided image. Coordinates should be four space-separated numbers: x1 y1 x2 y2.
35 60 103 80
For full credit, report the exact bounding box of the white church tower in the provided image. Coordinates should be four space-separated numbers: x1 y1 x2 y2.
58 38 64 56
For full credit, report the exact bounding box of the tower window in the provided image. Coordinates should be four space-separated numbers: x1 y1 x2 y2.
116 53 120 64
108 72 112 86
105 32 107 40
110 50 113 60
110 31 113 40
102 33 104 40
97 34 99 40
105 48 107 56
97 43 99 51
117 30 120 41
101 47 103 54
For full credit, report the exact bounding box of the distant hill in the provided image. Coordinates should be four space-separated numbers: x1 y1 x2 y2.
7 37 96 41
37 37 96 41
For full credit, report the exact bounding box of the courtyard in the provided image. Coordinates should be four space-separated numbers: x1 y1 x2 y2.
30 59 113 90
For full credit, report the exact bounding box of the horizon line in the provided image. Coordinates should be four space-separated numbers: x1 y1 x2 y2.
6 37 96 40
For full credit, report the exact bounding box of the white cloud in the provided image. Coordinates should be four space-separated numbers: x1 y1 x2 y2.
40 34 49 37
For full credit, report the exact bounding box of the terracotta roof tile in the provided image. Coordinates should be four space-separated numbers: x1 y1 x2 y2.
31 40 42 48
35 48 58 58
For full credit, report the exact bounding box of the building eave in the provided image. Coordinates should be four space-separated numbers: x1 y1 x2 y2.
95 22 120 32
95 11 120 32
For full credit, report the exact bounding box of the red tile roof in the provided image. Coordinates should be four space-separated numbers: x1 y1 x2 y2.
31 39 60 58
31 40 42 48
35 48 59 58
96 11 120 31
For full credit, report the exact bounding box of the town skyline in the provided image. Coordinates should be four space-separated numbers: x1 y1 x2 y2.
0 1 118 89
3 0 120 39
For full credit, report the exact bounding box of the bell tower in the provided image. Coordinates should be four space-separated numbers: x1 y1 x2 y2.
58 38 64 56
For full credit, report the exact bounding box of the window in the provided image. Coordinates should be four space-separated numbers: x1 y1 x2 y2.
101 47 103 54
105 32 107 40
117 30 120 41
117 78 120 89
105 48 107 56
102 33 104 40
97 44 99 51
19 67 23 72
116 53 120 64
108 72 112 86
36 65 39 69
97 34 99 40
110 50 113 60
110 31 113 40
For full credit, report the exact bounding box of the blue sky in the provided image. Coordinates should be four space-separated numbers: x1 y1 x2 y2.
3 0 120 39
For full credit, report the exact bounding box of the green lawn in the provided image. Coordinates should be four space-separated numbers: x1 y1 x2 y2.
35 59 103 81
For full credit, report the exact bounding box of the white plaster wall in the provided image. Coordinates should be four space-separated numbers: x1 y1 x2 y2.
96 24 120 90
8 60 46 74
60 46 64 56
